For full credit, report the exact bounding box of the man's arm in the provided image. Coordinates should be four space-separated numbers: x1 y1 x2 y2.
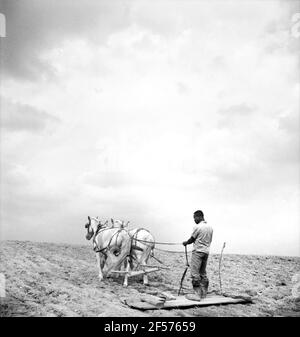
182 236 195 246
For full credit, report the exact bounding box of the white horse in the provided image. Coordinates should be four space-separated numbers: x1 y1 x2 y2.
111 218 130 229
85 216 131 286
111 219 155 286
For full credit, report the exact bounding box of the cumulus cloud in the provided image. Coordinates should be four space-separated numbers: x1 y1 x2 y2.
278 110 300 135
0 0 131 80
218 103 257 117
177 81 189 94
1 97 60 132
217 103 257 129
0 0 299 255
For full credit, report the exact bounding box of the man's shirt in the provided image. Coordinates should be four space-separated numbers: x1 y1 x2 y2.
191 221 213 254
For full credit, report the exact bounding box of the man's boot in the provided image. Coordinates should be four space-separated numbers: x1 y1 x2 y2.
195 286 203 299
200 279 209 299
200 285 208 299
185 287 202 301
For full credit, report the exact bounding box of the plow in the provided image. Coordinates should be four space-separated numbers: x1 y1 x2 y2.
123 293 252 311
110 266 163 278
109 240 252 311
85 217 253 311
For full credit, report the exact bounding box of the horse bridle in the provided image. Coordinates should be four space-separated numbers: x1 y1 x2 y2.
85 218 108 255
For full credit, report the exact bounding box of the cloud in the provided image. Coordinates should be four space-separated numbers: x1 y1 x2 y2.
0 0 131 80
82 170 134 189
1 97 60 132
130 1 184 37
216 103 257 130
278 110 300 135
218 103 257 116
0 1 299 255
176 81 189 94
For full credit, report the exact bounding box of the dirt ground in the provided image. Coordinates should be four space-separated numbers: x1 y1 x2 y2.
0 240 299 317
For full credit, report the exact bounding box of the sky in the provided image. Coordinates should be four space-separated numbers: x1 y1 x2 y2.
0 0 299 256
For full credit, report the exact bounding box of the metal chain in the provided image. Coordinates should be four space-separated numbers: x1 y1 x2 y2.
131 244 191 253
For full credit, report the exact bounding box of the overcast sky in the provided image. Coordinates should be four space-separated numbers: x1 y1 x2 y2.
0 0 299 256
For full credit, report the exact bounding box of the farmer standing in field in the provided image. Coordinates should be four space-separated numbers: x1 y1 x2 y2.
183 210 213 301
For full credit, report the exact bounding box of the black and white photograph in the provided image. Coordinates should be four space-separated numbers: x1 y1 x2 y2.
0 0 299 320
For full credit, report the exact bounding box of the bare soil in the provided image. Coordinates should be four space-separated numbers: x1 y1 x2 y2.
0 240 299 317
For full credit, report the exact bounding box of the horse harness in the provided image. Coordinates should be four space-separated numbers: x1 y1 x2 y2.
93 226 126 258
93 226 152 261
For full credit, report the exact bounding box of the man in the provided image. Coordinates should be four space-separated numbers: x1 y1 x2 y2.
183 210 213 301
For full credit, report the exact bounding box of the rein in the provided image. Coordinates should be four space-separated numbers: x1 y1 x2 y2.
129 228 153 246
93 227 128 260
93 226 111 255
128 228 151 269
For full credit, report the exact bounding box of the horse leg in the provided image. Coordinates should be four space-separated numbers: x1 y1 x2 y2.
142 257 149 285
114 263 120 278
142 250 152 285
123 257 131 287
96 253 104 281
142 265 149 285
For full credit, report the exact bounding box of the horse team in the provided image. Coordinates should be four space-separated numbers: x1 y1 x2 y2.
84 216 155 287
